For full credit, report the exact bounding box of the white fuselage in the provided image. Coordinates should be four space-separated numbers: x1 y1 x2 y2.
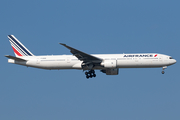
8 53 176 70
6 35 177 77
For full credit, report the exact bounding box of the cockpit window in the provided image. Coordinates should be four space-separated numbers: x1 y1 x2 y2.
169 57 173 59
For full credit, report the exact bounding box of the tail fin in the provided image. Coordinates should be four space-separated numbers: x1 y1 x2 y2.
8 35 34 57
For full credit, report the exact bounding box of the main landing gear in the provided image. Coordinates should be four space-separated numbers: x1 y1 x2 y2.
85 70 96 79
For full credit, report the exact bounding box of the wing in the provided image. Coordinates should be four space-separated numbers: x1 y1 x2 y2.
60 43 102 63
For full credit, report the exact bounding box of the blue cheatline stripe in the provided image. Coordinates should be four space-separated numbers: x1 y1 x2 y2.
9 39 28 56
8 35 33 56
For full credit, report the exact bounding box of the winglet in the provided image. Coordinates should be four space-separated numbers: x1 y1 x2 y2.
59 43 74 51
59 43 68 48
59 43 66 46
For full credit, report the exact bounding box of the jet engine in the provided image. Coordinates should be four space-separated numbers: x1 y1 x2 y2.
101 60 117 68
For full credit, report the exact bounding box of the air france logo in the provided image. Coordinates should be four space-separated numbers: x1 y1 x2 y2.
123 54 154 57
154 54 158 57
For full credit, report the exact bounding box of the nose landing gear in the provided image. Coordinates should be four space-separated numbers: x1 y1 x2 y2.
162 66 167 74
85 70 96 79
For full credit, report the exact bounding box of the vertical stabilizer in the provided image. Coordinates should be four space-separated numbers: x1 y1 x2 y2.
8 35 34 57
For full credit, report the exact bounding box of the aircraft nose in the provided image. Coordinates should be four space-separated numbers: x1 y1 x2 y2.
170 59 176 65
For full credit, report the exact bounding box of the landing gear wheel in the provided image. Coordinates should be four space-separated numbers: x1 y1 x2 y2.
162 71 165 74
85 70 96 79
89 74 92 78
93 74 96 77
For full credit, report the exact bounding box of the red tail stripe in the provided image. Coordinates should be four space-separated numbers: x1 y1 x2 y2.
12 46 22 56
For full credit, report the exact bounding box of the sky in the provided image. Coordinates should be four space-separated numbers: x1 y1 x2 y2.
0 0 180 120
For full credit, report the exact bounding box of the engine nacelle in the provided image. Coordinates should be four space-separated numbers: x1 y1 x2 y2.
101 60 117 68
101 68 119 75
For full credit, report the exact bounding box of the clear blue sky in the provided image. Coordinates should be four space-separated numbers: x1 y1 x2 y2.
0 0 180 120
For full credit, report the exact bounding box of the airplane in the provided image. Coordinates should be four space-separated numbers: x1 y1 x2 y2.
5 35 176 79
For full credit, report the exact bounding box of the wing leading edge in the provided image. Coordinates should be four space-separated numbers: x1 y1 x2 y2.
60 43 102 63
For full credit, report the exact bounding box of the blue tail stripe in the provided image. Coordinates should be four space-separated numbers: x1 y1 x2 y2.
9 39 28 56
8 35 33 56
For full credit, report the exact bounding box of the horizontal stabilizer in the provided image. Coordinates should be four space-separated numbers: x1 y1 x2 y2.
5 55 27 61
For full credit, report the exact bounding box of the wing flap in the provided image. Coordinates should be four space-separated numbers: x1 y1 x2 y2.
5 55 27 61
